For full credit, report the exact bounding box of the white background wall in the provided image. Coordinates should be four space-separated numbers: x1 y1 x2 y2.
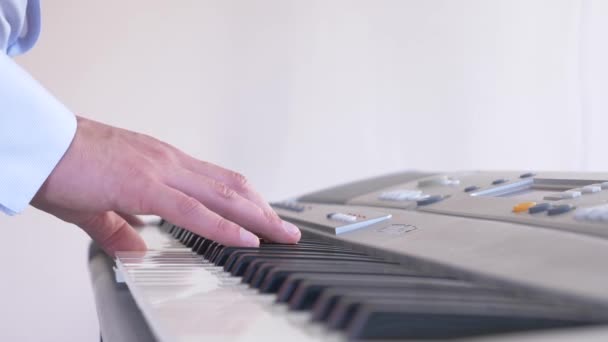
1 0 606 340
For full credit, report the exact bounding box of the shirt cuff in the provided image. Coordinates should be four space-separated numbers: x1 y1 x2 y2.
0 53 76 215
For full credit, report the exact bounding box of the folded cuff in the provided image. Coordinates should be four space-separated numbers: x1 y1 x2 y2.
0 53 76 215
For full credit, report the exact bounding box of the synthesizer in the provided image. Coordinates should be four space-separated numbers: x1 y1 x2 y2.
90 171 608 341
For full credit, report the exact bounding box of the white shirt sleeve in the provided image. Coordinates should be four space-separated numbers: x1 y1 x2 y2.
0 0 77 215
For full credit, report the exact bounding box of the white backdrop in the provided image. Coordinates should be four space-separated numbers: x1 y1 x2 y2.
1 0 606 340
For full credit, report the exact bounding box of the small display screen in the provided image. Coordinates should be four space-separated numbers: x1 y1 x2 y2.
474 178 604 201
493 188 562 201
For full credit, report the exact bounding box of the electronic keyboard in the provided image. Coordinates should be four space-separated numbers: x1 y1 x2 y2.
89 171 608 341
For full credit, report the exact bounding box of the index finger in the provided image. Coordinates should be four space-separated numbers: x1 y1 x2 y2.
145 183 260 247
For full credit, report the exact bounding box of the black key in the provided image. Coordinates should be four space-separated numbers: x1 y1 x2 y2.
179 231 191 244
253 262 425 292
274 260 440 302
195 239 214 255
278 273 477 312
180 231 191 245
339 298 592 339
204 242 221 260
164 222 175 233
185 232 195 245
208 244 226 262
287 273 484 312
262 265 445 296
224 249 376 272
168 225 177 235
312 286 528 322
245 260 406 286
186 233 200 248
227 254 384 277
191 236 205 252
182 232 194 246
214 244 364 267
171 227 182 238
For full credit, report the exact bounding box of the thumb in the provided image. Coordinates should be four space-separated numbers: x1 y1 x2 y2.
78 211 147 257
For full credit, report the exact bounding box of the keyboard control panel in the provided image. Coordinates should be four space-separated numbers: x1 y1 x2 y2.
328 171 608 239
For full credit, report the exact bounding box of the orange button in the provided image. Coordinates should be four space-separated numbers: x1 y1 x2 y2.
513 202 537 213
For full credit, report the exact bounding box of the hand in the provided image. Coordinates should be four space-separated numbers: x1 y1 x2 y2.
32 116 301 256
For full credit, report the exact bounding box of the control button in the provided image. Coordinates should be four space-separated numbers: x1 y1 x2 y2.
529 202 552 214
574 204 608 222
547 204 574 216
519 172 536 179
271 201 305 212
418 176 458 187
561 190 582 199
586 208 605 222
464 185 479 193
574 207 592 221
417 195 445 206
582 185 602 194
492 179 508 185
600 182 608 190
513 202 537 213
543 191 582 201
378 190 423 201
326 213 358 223
446 179 461 186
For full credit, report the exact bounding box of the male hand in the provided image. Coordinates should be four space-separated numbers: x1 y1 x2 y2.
32 116 301 256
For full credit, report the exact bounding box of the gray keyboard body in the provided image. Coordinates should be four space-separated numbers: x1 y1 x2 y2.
91 170 608 341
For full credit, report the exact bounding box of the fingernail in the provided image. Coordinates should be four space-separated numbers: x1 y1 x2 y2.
239 228 260 247
282 221 301 236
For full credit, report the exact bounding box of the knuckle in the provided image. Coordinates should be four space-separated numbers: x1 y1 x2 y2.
153 147 175 162
229 171 250 192
176 196 201 217
211 217 237 238
140 136 176 163
262 208 281 225
80 214 106 231
212 181 237 200
112 166 156 212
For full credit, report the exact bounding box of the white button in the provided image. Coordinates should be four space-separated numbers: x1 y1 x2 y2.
416 194 431 201
562 190 582 199
446 179 461 186
582 185 601 194
379 190 423 201
418 176 451 187
601 211 608 222
573 204 608 222
327 213 358 223
574 208 591 221
544 191 582 201
587 209 604 222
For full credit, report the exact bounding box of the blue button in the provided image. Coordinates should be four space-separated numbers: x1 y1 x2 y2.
528 202 551 214
464 185 479 193
520 172 536 179
547 204 574 216
417 195 444 206
492 179 508 185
